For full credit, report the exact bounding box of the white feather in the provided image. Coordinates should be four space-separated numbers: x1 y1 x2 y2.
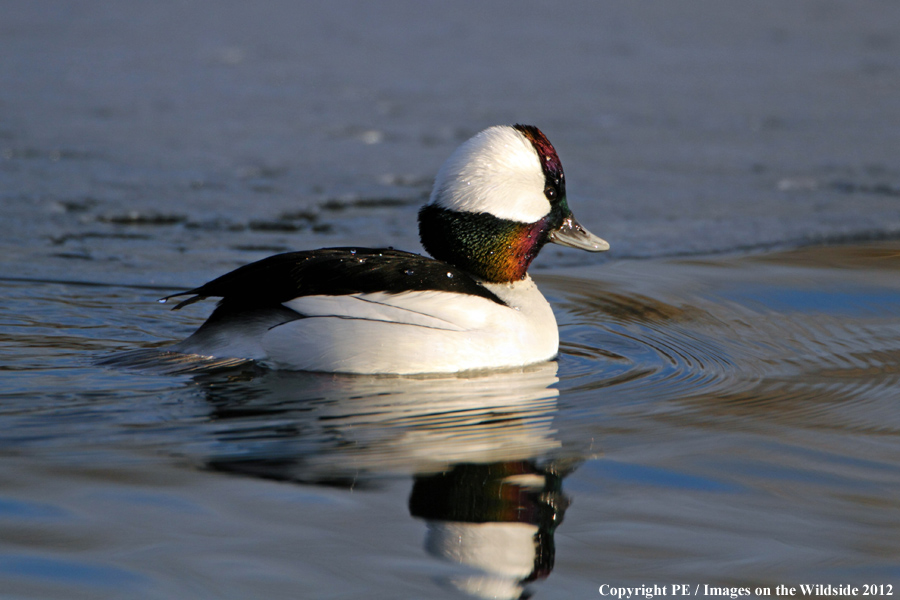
171 307 292 360
283 292 473 331
429 126 550 223
261 277 558 374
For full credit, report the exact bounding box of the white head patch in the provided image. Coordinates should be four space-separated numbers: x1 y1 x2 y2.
428 125 551 223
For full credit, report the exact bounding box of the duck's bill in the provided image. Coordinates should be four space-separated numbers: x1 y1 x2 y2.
548 216 610 252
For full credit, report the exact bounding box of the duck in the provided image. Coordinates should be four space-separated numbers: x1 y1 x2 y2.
162 124 609 374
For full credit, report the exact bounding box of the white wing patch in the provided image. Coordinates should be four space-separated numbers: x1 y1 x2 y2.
282 291 492 331
260 283 558 374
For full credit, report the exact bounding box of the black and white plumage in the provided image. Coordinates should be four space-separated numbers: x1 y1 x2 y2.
160 124 609 374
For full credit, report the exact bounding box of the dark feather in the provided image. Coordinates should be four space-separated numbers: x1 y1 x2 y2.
162 247 505 310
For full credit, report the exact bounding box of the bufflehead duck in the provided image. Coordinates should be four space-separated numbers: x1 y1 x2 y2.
163 124 608 374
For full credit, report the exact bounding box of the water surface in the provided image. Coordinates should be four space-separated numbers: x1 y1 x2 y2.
2 242 899 598
2 1 900 598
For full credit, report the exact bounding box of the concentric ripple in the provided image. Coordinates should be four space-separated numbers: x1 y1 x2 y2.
552 281 751 401
541 248 900 437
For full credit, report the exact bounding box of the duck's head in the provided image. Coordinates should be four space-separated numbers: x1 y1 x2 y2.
418 124 609 283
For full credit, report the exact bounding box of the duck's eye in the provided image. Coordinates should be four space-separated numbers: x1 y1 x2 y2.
544 186 556 200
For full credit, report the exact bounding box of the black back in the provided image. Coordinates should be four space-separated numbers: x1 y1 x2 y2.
165 247 505 310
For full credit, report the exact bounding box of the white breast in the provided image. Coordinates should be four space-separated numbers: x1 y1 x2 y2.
259 276 558 374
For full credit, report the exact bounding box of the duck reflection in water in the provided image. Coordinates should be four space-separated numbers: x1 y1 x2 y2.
186 361 580 598
411 460 572 600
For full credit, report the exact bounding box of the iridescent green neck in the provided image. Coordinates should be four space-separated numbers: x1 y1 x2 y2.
418 205 555 283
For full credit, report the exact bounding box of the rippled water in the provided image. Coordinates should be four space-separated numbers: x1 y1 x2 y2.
4 1 900 597
2 243 899 598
